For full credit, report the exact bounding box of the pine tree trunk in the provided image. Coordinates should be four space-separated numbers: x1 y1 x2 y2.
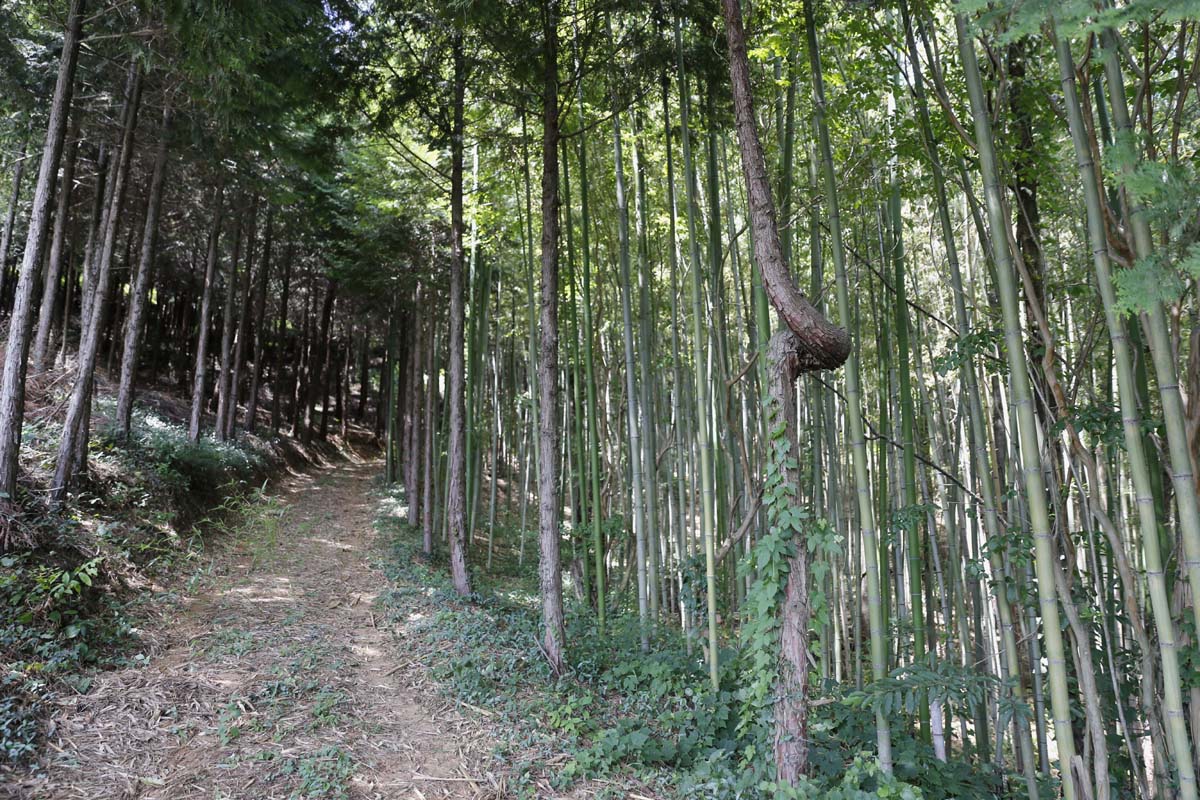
215 212 243 441
270 243 292 433
0 0 85 498
244 208 272 432
227 199 258 437
115 103 171 438
52 63 142 501
32 113 80 373
188 180 226 443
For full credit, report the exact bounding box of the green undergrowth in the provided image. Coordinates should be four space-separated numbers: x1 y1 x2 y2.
1 404 275 764
374 485 1036 800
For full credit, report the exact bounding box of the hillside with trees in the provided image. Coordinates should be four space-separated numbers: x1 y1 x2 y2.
1 0 1199 798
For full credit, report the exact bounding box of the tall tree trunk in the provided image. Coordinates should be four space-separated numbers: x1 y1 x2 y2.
422 318 438 556
215 211 243 441
537 0 565 674
244 208 272 432
0 0 85 498
188 179 226 443
899 2 1038 790
52 62 141 501
611 100 649 650
446 31 473 597
674 17 720 690
722 0 850 780
0 140 28 297
406 284 424 525
115 103 171 438
306 279 335 443
227 198 258 437
356 321 369 421
270 242 293 433
32 113 80 373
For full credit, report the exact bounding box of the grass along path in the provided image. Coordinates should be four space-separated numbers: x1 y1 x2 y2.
11 459 497 800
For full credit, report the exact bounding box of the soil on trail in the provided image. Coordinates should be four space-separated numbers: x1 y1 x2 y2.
12 459 500 800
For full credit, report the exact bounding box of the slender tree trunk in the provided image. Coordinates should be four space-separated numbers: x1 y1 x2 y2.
244 208 272 432
32 113 80 373
188 182 226 442
306 279 335 443
422 317 438 555
1056 28 1198 798
445 30 472 597
675 17 720 690
356 320 369 421
537 0 565 674
900 2 1037 788
0 141 27 296
215 210 243 441
115 103 171 438
52 63 141 501
0 0 85 498
270 243 292 433
612 100 649 650
227 198 258 437
406 284 424 525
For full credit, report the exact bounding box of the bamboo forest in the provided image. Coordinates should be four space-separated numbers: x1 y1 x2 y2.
1 0 1199 798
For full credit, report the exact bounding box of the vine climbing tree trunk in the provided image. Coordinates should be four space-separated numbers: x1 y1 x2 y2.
721 0 850 782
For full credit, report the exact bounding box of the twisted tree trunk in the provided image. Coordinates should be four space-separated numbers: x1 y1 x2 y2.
721 0 850 782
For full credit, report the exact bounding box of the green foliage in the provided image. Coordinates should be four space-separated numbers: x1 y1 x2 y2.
1 405 277 764
375 490 977 799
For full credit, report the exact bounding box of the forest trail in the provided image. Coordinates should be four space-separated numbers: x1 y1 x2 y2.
15 459 499 800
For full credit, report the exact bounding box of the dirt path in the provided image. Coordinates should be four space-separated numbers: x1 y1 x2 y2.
13 459 499 800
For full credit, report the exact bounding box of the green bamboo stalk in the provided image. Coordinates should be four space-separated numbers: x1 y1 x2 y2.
804 0 892 770
1055 26 1196 798
676 17 720 690
612 99 650 651
956 13 1079 796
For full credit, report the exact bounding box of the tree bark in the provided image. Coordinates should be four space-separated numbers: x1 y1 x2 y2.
270 242 292 433
244 208 272 432
0 140 28 300
52 62 141 502
317 292 336 440
0 0 85 499
537 0 565 675
215 209 243 441
188 179 226 443
227 198 259 437
446 31 472 597
115 103 171 438
721 0 850 781
405 284 423 525
32 113 80 373
356 321 369 421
